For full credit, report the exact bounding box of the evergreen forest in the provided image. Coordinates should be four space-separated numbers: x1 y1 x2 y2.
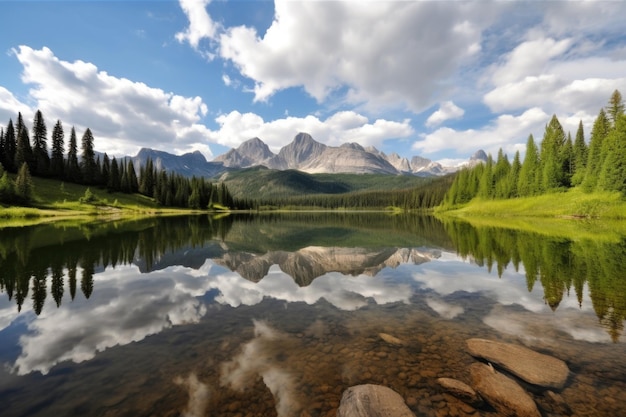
442 90 626 207
0 111 238 209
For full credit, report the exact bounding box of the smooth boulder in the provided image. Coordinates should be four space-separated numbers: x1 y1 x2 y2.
337 384 415 417
437 377 483 407
470 363 541 417
467 338 569 389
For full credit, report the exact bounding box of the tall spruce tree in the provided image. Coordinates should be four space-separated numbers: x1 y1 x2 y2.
80 128 97 184
0 128 4 164
582 109 610 191
139 158 155 197
540 115 566 191
571 121 587 186
50 120 65 178
101 153 110 187
478 154 495 198
597 114 626 192
505 151 522 198
561 132 574 187
606 89 625 127
15 162 34 204
32 110 50 176
66 127 81 182
2 120 16 172
108 157 121 191
15 123 33 171
518 135 540 196
493 148 511 198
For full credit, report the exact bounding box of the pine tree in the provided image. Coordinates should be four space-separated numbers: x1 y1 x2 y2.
108 157 121 191
493 148 511 198
571 121 587 186
0 170 15 204
0 128 4 165
66 127 81 182
597 114 626 192
540 115 566 191
127 160 138 193
2 120 16 172
2 120 16 173
505 151 522 198
15 162 34 204
478 155 494 198
606 89 625 127
32 110 50 176
50 120 65 178
139 158 155 197
582 109 610 191
80 128 97 184
560 132 574 187
101 153 110 187
15 124 33 171
518 135 540 197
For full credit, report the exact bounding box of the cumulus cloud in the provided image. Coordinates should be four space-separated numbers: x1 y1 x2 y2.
12 46 214 158
179 0 494 110
413 107 549 157
175 0 219 55
171 0 626 159
211 110 413 152
0 86 32 124
425 101 465 127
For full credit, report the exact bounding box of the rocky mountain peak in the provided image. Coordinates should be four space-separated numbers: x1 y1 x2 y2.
470 149 488 162
278 132 327 168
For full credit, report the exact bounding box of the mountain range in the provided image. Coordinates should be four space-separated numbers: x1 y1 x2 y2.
129 132 487 178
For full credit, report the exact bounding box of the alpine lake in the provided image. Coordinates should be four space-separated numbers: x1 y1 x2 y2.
0 213 625 417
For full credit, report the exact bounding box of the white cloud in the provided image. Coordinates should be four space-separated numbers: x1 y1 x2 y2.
178 0 495 111
12 46 215 158
425 101 465 127
211 110 413 152
414 107 549 157
0 86 33 125
175 0 219 56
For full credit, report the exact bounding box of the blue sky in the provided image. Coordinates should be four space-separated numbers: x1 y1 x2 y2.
1 1 626 166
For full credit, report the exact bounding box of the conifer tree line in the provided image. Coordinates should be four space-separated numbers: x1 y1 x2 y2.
443 90 626 206
0 110 238 209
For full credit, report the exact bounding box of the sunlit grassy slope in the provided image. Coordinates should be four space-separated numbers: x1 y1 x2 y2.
436 188 626 241
0 175 182 223
438 188 626 219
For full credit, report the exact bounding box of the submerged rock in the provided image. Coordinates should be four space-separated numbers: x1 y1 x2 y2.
466 338 570 389
378 333 405 346
337 384 415 417
437 377 483 407
470 363 541 417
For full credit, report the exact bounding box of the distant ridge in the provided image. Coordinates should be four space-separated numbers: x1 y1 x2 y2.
129 133 486 178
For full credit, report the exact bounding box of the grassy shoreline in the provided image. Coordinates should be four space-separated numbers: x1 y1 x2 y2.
435 188 626 219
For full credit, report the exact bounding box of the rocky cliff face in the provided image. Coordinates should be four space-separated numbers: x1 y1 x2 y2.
132 133 486 178
213 132 476 176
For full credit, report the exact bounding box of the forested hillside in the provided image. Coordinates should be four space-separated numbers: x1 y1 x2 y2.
442 90 626 207
219 162 453 210
0 111 238 209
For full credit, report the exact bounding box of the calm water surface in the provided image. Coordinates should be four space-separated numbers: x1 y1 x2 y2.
0 213 624 417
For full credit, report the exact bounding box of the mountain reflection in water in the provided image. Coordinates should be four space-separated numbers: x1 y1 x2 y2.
0 213 624 417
